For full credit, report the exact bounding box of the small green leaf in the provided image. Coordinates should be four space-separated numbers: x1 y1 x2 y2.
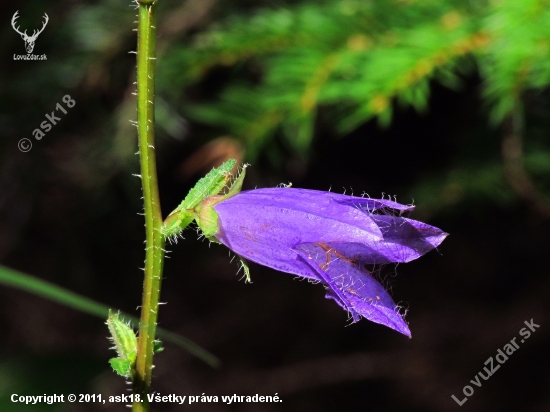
153 339 164 353
109 358 132 378
106 311 138 378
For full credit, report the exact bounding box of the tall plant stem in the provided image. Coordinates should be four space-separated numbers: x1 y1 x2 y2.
133 1 164 411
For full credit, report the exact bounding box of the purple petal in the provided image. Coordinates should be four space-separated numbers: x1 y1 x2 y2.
332 196 415 214
223 188 385 238
368 215 448 262
214 189 446 271
209 187 445 335
214 188 387 280
311 220 447 264
294 242 411 337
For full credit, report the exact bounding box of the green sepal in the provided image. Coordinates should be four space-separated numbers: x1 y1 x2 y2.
239 256 251 283
162 159 236 238
195 164 248 238
178 158 236 210
225 163 247 197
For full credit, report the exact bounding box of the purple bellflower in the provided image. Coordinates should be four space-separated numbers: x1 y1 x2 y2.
164 162 447 337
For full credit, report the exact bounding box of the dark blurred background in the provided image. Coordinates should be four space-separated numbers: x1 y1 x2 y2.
1 0 549 411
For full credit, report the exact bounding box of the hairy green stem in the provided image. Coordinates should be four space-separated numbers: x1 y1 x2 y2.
133 1 164 411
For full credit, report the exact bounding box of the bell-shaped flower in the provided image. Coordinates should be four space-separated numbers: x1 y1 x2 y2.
211 188 446 337
164 162 447 337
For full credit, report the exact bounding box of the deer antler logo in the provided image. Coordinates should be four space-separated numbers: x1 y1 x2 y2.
11 11 49 54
